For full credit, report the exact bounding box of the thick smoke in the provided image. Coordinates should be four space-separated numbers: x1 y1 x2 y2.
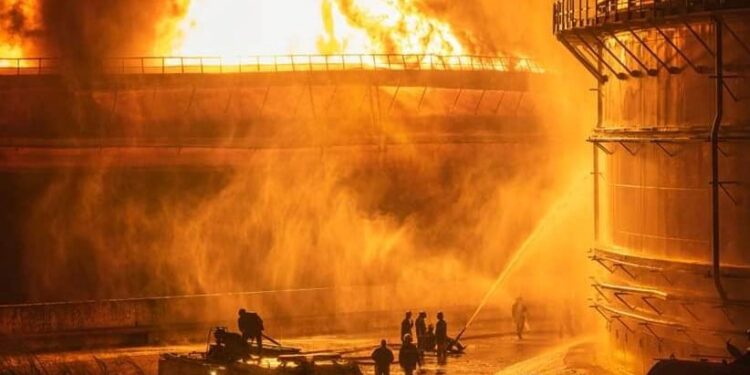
19 142 571 301
39 1 186 59
0 0 187 62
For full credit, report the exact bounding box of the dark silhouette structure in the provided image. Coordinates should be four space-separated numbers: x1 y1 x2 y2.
400 311 413 343
398 334 420 375
511 297 527 340
371 339 394 375
424 325 436 352
415 311 427 350
238 309 264 354
435 312 447 364
206 327 250 364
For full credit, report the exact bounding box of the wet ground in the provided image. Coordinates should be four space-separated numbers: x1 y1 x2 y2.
0 329 615 374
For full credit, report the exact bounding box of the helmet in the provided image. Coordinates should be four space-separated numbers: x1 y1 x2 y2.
403 333 412 343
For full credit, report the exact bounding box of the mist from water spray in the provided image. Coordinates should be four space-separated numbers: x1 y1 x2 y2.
455 173 590 341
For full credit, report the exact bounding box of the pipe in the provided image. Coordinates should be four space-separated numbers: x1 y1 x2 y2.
711 17 728 302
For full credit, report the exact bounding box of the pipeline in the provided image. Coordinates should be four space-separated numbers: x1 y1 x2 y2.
711 17 728 302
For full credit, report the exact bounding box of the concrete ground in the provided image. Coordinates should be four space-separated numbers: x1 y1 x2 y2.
0 329 616 374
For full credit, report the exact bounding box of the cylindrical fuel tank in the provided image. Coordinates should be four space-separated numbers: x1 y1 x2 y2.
554 2 750 374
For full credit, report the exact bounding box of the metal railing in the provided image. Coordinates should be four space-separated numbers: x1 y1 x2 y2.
553 0 750 34
0 54 544 76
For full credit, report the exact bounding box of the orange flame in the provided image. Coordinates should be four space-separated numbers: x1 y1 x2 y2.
171 0 467 57
0 0 42 66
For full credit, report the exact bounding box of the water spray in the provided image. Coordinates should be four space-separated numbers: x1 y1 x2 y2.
454 174 589 342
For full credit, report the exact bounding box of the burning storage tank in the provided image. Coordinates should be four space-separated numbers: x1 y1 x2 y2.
0 54 553 349
553 1 750 373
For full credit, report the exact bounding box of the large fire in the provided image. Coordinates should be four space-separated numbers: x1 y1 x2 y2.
0 0 41 65
0 0 471 61
173 0 467 56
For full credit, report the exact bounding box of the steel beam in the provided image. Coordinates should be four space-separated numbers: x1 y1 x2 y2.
627 27 679 74
559 37 607 82
711 17 728 302
588 31 639 77
654 24 705 73
607 31 657 76
576 32 628 80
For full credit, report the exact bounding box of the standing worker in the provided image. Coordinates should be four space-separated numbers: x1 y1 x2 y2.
398 334 421 375
238 308 250 338
435 312 448 364
415 311 427 351
424 324 436 352
238 309 265 355
512 297 528 340
371 339 394 375
400 311 413 343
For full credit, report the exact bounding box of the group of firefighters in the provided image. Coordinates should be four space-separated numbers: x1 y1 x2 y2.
371 311 450 375
219 300 530 374
371 298 529 375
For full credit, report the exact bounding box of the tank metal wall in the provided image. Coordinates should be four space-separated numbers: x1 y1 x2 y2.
592 15 750 374
599 143 750 265
600 17 750 129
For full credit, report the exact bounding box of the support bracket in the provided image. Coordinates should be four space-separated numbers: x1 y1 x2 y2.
493 90 506 115
590 305 612 323
619 141 640 156
450 87 463 114
559 37 607 82
591 282 611 302
681 303 700 321
613 315 634 332
614 292 635 310
576 31 628 80
416 86 428 113
683 20 715 57
607 30 655 76
642 296 663 315
593 141 615 155
387 82 402 114
640 323 664 342
588 30 638 78
654 24 707 74
653 141 678 157
718 181 740 206
614 263 637 280
474 89 487 115
591 255 615 273
628 27 680 74
721 18 750 58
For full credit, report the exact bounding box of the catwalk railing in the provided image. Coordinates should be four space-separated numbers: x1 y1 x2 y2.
553 0 750 34
0 54 543 76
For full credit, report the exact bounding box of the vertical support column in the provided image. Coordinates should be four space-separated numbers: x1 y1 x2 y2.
593 144 600 242
597 44 603 128
711 17 727 302
594 38 604 244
